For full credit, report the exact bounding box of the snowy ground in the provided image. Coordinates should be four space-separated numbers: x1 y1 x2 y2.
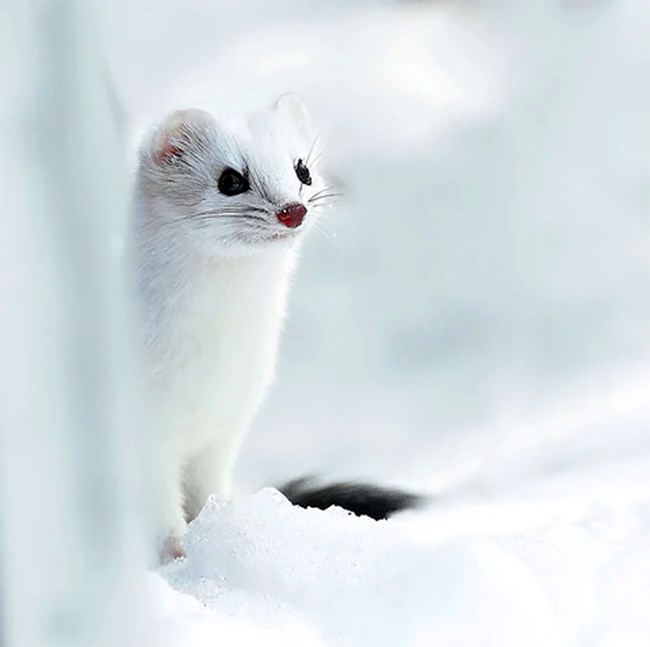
148 461 650 646
96 1 650 644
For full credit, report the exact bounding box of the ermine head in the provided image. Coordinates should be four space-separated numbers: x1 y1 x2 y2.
136 95 328 256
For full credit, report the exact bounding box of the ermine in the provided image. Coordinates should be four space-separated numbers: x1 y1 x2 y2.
130 96 419 561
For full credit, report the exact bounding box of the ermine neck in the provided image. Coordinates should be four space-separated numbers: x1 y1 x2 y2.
146 231 298 329
201 249 296 311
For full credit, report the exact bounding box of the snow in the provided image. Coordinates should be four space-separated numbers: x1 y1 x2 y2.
151 490 554 647
147 472 650 646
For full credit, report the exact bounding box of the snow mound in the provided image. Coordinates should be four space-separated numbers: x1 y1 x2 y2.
154 489 561 646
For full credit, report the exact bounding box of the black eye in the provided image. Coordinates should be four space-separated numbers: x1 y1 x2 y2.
218 168 250 196
295 158 312 186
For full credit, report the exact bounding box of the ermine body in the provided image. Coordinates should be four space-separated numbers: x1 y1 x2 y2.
131 97 325 559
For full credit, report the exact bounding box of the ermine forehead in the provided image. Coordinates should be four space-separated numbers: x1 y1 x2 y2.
215 115 297 169
219 112 288 145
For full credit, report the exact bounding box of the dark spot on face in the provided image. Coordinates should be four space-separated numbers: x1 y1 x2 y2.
217 168 250 196
295 158 312 186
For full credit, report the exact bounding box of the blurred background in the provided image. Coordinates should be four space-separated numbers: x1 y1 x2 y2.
100 0 650 494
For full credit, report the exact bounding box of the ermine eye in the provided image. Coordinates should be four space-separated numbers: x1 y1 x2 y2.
218 168 250 196
295 158 312 186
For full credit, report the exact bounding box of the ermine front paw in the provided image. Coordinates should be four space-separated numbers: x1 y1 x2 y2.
159 534 186 564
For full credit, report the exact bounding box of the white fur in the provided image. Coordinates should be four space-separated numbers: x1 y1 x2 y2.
129 97 324 559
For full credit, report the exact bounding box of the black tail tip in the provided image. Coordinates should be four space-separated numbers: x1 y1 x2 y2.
279 477 424 521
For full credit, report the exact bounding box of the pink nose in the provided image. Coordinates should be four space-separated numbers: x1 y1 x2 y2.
277 203 307 229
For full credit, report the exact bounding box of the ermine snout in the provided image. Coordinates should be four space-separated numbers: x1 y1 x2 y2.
277 203 307 229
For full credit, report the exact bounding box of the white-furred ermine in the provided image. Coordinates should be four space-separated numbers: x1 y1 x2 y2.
131 96 420 562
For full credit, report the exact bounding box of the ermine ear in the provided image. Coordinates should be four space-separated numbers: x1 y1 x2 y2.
274 94 312 144
149 108 213 165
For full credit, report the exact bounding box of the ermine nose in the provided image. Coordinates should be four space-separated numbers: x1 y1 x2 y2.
277 203 307 229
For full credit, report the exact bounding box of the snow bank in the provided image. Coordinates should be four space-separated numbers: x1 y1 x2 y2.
149 472 650 646
153 489 563 647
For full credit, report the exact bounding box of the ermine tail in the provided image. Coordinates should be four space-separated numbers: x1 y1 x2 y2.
280 477 423 520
